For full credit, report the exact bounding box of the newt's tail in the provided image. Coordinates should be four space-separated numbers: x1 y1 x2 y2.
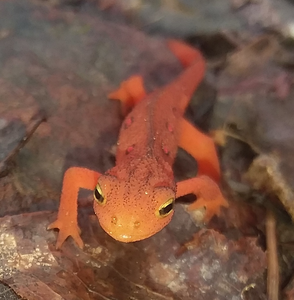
163 39 205 112
167 39 204 68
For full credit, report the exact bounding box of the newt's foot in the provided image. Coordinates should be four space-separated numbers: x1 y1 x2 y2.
188 195 228 222
47 219 84 249
187 176 229 222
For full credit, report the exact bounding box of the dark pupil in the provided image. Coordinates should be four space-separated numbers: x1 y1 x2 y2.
159 202 174 216
95 188 104 203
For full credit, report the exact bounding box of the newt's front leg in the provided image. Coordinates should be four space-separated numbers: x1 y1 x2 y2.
48 167 101 249
177 118 228 221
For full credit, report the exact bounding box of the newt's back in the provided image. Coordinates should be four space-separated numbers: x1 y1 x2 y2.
115 42 205 168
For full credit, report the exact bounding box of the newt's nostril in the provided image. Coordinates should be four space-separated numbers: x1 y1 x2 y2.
111 216 117 225
134 221 140 228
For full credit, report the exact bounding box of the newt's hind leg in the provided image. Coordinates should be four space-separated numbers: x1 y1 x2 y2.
177 118 228 222
178 118 220 182
108 75 147 115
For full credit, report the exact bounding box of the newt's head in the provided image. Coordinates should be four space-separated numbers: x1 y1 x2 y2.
93 173 176 242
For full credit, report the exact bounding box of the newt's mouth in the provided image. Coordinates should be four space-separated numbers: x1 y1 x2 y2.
99 222 154 243
102 228 138 243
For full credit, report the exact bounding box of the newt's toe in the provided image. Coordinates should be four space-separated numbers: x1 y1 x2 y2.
188 196 228 222
48 219 84 249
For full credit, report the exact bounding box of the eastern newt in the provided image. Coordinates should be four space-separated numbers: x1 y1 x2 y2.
48 40 228 249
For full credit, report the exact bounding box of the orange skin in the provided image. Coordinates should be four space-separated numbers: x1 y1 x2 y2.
48 40 228 249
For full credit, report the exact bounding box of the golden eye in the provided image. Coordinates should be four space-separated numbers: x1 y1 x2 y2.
156 198 174 218
94 184 106 205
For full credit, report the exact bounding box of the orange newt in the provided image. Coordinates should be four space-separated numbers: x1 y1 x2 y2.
48 40 228 249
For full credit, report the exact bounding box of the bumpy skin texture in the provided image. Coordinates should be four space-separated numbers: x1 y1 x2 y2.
48 40 228 249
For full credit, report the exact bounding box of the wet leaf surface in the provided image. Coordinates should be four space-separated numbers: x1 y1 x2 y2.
95 0 294 38
0 209 266 300
213 35 294 220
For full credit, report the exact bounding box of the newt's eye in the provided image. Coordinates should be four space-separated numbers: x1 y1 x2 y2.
156 198 175 218
94 184 106 205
